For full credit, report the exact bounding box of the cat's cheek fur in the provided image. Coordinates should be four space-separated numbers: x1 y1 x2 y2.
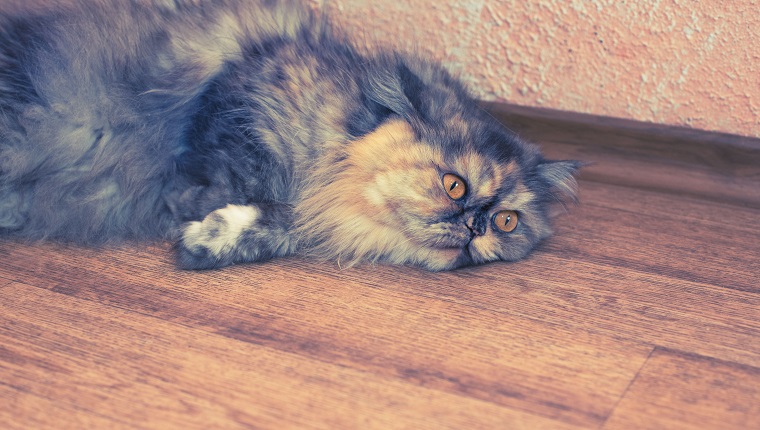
408 248 465 272
295 119 449 265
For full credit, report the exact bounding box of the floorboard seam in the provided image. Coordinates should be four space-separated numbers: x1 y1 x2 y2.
656 347 760 374
599 345 656 430
0 274 19 285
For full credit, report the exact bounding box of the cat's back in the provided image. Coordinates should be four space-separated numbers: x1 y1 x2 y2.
0 0 311 101
0 0 314 242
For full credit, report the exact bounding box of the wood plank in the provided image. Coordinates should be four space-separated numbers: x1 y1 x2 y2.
603 348 760 430
576 181 760 234
281 256 760 368
547 185 760 294
0 251 652 427
0 282 584 430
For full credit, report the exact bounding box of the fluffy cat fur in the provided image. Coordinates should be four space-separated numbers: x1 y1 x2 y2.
0 0 580 271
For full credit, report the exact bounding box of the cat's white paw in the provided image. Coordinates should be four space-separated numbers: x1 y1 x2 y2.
176 203 294 269
178 204 260 269
183 204 259 253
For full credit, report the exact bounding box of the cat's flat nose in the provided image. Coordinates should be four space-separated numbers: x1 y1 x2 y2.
466 216 486 236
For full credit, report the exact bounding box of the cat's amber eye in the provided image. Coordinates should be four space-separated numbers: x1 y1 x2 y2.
493 210 519 233
442 173 467 200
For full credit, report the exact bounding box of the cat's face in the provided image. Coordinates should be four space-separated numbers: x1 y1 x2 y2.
297 118 578 271
345 119 576 270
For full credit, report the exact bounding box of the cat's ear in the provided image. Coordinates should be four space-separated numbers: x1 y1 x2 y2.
396 63 427 114
364 60 426 119
536 160 583 204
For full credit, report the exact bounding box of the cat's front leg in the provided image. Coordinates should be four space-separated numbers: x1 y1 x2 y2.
176 203 295 270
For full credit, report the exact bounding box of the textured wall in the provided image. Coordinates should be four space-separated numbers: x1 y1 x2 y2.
314 0 760 138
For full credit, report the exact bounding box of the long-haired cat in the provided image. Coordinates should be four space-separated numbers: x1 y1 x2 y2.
0 0 580 271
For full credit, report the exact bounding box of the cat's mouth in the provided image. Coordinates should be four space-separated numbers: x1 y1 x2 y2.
405 223 478 268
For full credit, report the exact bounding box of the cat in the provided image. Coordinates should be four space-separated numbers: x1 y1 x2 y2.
0 0 580 271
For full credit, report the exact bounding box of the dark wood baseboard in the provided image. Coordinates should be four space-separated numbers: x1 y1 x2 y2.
486 101 760 209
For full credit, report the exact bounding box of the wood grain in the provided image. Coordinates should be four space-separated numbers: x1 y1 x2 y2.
2 102 760 428
603 348 760 430
1 282 582 430
0 383 129 430
0 243 651 427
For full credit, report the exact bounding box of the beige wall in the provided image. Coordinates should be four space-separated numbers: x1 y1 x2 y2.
314 0 759 138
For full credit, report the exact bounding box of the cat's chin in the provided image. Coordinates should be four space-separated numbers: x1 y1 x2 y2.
410 246 473 271
411 229 472 250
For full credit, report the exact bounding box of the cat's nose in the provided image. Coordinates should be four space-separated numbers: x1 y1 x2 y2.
466 216 486 237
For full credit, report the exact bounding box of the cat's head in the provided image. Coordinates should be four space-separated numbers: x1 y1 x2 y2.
297 57 580 271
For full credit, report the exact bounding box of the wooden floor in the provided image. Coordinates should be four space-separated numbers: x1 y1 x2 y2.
2 104 759 429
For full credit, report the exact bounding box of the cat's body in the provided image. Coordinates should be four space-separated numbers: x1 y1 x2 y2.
0 0 579 271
